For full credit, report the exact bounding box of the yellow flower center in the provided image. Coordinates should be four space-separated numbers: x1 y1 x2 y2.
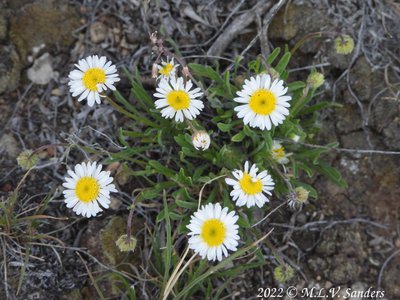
273 146 286 159
159 63 174 76
82 68 106 91
249 89 276 115
239 173 262 195
75 177 100 203
167 90 190 110
201 219 226 247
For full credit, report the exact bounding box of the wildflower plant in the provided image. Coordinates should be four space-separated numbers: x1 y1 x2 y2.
53 32 349 298
82 34 347 298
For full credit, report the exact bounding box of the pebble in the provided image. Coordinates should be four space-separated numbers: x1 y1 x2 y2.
27 53 55 85
90 21 108 43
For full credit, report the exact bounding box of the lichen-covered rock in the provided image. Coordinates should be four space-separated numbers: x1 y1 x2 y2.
0 45 22 94
9 0 80 62
269 3 331 53
0 11 7 41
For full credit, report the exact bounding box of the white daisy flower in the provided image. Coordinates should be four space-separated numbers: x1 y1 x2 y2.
153 77 204 123
192 130 211 151
271 140 290 164
187 203 240 262
234 74 291 130
68 55 120 107
157 58 179 80
62 161 117 218
225 161 274 208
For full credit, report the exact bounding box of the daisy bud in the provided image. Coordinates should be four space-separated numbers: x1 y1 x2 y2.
289 133 300 142
17 150 39 170
288 186 309 209
334 34 354 55
116 234 137 252
274 264 294 283
192 131 211 151
307 71 324 89
294 187 309 203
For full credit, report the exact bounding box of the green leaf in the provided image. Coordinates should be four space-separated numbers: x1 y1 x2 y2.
266 47 281 65
217 122 232 132
189 63 224 84
175 199 197 209
298 101 343 115
148 160 175 177
173 168 193 186
275 52 291 74
314 162 347 188
231 131 246 142
287 81 306 93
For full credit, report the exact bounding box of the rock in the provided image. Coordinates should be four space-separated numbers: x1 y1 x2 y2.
0 11 7 41
330 255 361 284
89 21 108 43
335 104 363 134
0 133 19 159
81 216 142 266
0 44 22 94
327 46 353 70
27 53 55 85
382 256 400 299
370 91 400 149
9 0 80 62
340 131 380 150
350 282 367 300
80 216 142 298
268 3 331 53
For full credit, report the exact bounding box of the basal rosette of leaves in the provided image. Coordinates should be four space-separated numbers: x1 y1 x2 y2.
103 46 346 298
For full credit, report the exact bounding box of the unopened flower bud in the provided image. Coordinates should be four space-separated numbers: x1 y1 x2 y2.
288 186 310 209
274 264 294 283
307 72 324 89
192 131 210 151
289 133 300 142
334 34 354 55
17 150 39 170
295 187 309 203
116 234 137 252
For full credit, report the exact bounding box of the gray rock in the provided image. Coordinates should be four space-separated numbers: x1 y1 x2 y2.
27 53 55 85
90 21 108 44
0 44 22 94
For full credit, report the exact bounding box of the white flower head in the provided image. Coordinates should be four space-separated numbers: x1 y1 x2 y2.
225 161 274 208
192 131 210 151
187 203 240 262
234 74 291 130
153 77 204 123
62 161 117 218
68 55 120 107
271 140 290 164
157 57 179 80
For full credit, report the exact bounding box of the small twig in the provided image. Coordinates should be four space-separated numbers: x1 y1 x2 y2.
198 175 226 209
207 1 274 56
377 249 400 289
76 251 105 300
162 246 190 300
286 140 400 156
252 200 289 227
